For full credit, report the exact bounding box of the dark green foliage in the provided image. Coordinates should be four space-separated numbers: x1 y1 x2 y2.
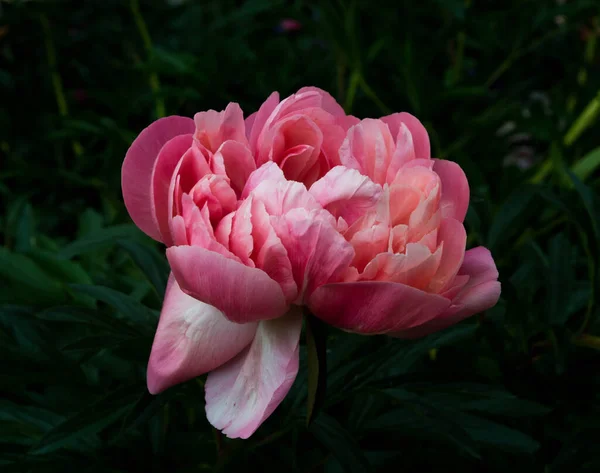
1 0 599 471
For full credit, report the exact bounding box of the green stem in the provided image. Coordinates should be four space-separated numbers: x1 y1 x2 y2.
130 0 166 118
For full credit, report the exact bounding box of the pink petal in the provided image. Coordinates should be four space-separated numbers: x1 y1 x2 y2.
194 103 247 153
339 119 396 185
271 208 355 303
205 312 302 439
381 112 430 159
393 247 500 338
211 140 256 195
167 245 288 323
247 92 280 153
309 166 382 226
147 275 257 394
428 218 467 293
433 159 470 223
387 123 416 180
296 86 346 116
309 281 451 334
152 134 194 245
241 162 286 199
122 116 195 241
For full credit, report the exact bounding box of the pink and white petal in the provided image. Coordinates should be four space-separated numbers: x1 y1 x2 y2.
381 112 430 160
433 159 470 222
205 312 302 439
309 281 451 334
241 162 287 199
271 208 355 303
309 166 382 226
122 116 195 241
167 245 288 323
147 275 257 394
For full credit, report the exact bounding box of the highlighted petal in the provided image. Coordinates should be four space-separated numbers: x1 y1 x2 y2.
147 275 257 394
122 116 195 241
205 312 302 439
167 245 288 323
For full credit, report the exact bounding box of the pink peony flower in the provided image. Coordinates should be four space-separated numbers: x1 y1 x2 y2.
121 86 500 438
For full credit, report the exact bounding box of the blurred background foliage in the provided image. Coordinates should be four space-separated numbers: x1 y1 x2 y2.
1 0 600 471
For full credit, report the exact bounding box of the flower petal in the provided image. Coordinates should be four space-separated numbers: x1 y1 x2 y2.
147 275 257 394
167 245 288 323
428 218 467 293
272 208 355 303
433 159 470 222
309 166 382 226
122 116 195 241
393 247 500 338
309 281 451 334
381 112 430 160
247 91 280 153
205 311 302 439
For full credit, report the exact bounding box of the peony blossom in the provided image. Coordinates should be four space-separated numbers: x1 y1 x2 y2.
121 86 500 438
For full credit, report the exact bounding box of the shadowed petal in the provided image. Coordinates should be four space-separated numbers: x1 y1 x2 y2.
122 116 195 241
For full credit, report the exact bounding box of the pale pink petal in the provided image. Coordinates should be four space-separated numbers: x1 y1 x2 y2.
122 116 195 241
271 208 355 303
381 112 430 159
205 312 302 439
251 178 324 217
194 103 247 153
339 119 396 185
167 245 288 323
309 166 382 226
393 247 500 338
229 197 255 265
428 218 467 293
337 115 361 131
387 123 416 180
433 159 470 223
241 162 286 199
147 275 257 394
309 281 451 334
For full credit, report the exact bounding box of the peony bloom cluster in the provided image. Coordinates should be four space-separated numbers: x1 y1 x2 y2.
122 86 500 439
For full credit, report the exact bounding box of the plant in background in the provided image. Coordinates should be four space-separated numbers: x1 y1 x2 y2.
121 86 500 438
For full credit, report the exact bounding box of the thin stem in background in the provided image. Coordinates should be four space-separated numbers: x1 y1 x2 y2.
40 14 83 158
130 0 166 119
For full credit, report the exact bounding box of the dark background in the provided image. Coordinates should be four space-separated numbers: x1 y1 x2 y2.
1 0 600 472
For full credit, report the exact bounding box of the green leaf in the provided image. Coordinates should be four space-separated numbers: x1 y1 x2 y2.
564 92 600 146
309 413 370 473
68 284 157 330
29 384 141 455
59 224 144 259
305 311 328 426
487 186 538 250
117 239 168 297
572 146 600 182
546 234 574 325
0 248 66 305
